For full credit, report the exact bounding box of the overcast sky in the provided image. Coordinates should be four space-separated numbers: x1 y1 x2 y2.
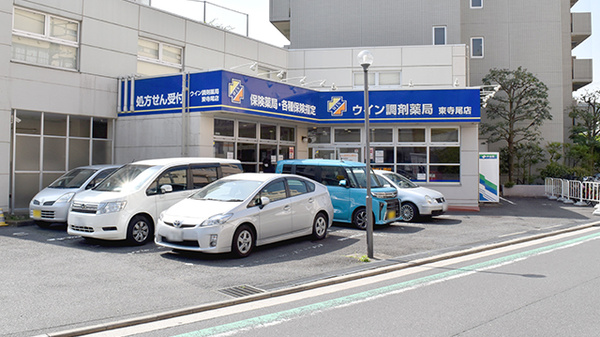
153 0 598 93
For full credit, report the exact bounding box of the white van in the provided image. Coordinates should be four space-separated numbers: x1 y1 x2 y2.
67 157 242 245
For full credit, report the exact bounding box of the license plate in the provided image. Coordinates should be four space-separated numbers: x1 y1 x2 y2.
32 209 41 218
387 210 396 220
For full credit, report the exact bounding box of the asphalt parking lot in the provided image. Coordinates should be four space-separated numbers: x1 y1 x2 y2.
2 196 599 337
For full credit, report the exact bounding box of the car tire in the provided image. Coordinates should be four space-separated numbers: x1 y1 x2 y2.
126 215 153 245
401 202 419 222
232 225 254 258
35 220 52 228
352 207 368 230
312 213 328 240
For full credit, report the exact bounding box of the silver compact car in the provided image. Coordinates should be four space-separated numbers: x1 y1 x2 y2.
374 170 448 222
155 173 333 257
29 165 120 228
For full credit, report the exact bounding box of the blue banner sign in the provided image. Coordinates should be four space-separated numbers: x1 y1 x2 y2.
119 70 480 124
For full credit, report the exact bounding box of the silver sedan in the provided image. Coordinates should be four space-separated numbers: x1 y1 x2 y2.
155 173 334 257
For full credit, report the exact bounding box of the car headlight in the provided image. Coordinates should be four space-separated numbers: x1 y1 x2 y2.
97 201 127 214
200 213 233 227
56 192 75 203
424 195 433 204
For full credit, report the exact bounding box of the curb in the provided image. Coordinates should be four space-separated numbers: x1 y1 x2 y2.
45 220 600 337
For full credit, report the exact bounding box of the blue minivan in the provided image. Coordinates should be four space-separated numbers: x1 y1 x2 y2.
275 159 401 229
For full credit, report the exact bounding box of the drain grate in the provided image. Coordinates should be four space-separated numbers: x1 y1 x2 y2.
218 284 265 298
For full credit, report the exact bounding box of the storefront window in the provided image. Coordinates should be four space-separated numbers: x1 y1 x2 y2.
259 144 277 172
44 113 67 136
279 145 296 160
237 143 257 170
261 124 277 140
397 147 427 164
69 116 90 137
397 165 428 182
238 122 256 139
311 149 335 159
334 128 361 143
214 119 234 137
431 128 459 142
16 110 41 135
370 128 393 143
430 146 460 163
213 141 234 159
339 148 361 162
308 127 330 144
280 126 295 142
429 165 460 182
371 147 394 164
12 110 114 211
398 128 425 143
92 118 109 139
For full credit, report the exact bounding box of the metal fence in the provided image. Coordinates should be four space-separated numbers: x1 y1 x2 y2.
544 177 600 206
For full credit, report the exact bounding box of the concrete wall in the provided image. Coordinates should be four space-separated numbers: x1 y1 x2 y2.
285 0 461 49
462 0 572 146
288 44 468 90
1 0 288 212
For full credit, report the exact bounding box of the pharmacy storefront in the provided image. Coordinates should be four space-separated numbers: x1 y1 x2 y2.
118 70 481 208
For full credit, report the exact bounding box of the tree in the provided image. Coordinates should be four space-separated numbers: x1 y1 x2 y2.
569 89 600 171
514 142 544 184
545 142 563 164
480 67 551 183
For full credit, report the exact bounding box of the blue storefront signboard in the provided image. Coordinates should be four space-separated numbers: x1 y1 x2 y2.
119 70 480 124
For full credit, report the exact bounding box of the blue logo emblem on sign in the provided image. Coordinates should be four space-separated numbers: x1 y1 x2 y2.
228 79 244 104
327 96 347 116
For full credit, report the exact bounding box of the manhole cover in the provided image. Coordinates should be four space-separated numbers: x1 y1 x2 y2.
218 285 265 298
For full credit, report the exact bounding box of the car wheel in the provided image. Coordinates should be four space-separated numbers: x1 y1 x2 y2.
35 220 52 228
127 215 153 245
232 225 254 258
352 207 368 230
312 213 328 240
401 203 419 222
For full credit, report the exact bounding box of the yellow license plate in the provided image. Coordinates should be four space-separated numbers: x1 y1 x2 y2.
32 209 41 218
387 210 396 220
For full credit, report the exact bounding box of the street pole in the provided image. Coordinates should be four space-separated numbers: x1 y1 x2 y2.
358 50 374 259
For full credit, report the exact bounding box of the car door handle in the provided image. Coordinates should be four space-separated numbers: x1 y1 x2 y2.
308 198 314 203
283 205 291 211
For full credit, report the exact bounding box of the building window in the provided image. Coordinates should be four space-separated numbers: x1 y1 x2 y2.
11 7 79 70
353 71 401 89
471 37 484 58
308 126 461 183
213 119 296 172
11 110 114 211
471 0 483 9
433 26 446 45
137 38 182 76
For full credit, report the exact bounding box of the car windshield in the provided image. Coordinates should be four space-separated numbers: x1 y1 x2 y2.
383 172 418 188
345 167 383 188
94 164 161 192
191 179 263 202
48 168 97 189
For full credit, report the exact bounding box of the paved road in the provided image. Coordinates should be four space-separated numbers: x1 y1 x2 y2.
104 226 600 337
0 197 598 336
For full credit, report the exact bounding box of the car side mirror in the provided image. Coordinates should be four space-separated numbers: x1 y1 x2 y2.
160 184 173 194
338 180 348 188
258 196 270 209
383 183 391 188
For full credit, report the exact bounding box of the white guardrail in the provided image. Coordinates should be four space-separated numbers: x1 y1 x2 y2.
544 177 600 206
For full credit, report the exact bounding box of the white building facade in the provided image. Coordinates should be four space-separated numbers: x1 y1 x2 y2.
2 0 482 214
